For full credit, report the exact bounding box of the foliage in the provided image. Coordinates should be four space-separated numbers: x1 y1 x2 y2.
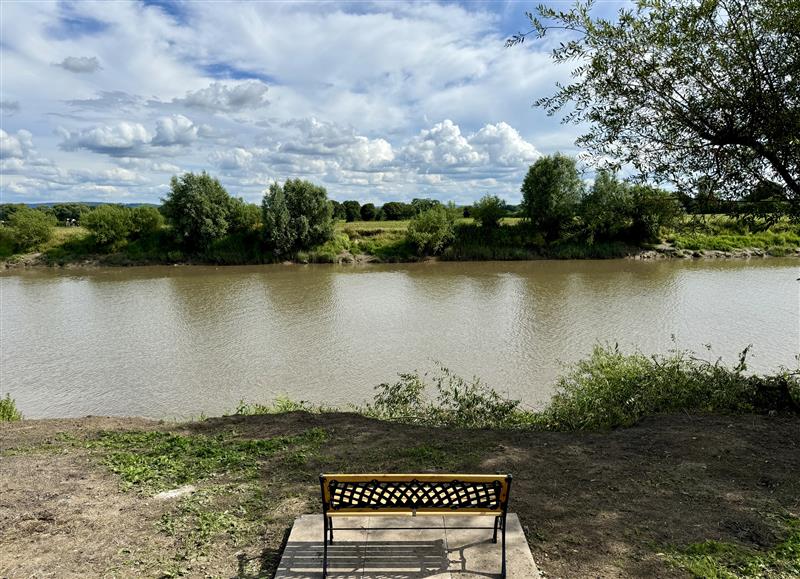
0 203 27 222
668 517 800 579
471 194 506 229
628 184 684 243
410 198 442 214
406 204 456 255
330 199 346 221
83 205 133 250
580 170 632 242
521 154 584 241
162 172 234 251
342 200 361 222
365 363 525 428
512 0 800 206
0 394 22 422
128 206 164 239
227 198 261 234
380 201 416 221
89 428 327 492
52 203 92 224
538 344 800 431
262 179 333 256
360 202 377 221
8 206 56 251
234 396 327 415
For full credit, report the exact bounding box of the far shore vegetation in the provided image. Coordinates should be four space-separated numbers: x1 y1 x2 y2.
1 156 799 268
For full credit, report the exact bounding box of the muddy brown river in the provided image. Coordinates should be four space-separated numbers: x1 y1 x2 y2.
1 259 798 419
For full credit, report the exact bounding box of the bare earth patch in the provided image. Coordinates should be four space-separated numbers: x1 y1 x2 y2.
1 412 798 578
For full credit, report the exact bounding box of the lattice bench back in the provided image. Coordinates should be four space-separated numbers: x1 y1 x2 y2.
318 473 513 578
319 473 511 516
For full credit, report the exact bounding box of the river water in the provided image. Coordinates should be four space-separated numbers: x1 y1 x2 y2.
1 259 798 419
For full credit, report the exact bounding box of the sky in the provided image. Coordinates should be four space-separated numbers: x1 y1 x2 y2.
0 0 626 205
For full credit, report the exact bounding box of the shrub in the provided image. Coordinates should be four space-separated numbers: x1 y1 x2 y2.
580 170 633 242
9 206 56 251
539 344 800 430
52 203 92 224
0 394 22 422
521 154 584 242
406 205 455 255
128 206 164 239
162 172 233 251
628 184 684 243
471 194 506 228
83 205 133 250
365 363 525 428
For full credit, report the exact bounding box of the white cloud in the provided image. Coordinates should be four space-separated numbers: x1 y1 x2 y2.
174 81 269 112
152 114 199 146
59 121 151 154
56 56 102 73
0 129 34 159
209 147 254 170
470 122 541 167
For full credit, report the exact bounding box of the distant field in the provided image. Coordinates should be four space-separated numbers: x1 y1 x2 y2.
337 217 521 233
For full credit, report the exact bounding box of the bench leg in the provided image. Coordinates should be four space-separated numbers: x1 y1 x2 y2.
492 515 499 543
322 515 328 578
501 513 507 579
329 516 334 544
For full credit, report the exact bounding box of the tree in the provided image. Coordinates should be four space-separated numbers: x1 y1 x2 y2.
406 205 456 255
52 203 91 224
342 200 361 222
83 205 133 249
509 0 800 207
262 179 333 256
228 198 261 234
411 198 442 214
521 154 583 241
471 195 506 228
381 201 416 221
627 185 683 243
580 171 632 243
162 172 233 251
330 200 346 221
262 182 294 257
8 206 56 250
360 203 378 221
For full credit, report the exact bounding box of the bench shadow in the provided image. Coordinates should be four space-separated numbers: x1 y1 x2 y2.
274 539 479 578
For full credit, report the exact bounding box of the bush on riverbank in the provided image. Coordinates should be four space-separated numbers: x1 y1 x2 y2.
0 394 23 422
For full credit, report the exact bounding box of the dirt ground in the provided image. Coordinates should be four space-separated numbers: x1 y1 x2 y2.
1 412 799 578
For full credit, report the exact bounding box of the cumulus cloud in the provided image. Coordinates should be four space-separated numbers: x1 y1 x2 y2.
403 119 483 169
59 121 151 155
152 114 199 146
173 81 269 112
56 56 102 73
209 147 254 170
470 122 541 167
0 129 34 159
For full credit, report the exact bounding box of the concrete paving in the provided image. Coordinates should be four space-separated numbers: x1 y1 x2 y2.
275 513 541 578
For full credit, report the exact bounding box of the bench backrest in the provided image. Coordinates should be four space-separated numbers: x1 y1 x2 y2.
320 473 512 516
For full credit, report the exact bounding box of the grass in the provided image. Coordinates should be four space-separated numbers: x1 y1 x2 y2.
0 394 23 422
88 427 327 492
668 517 800 578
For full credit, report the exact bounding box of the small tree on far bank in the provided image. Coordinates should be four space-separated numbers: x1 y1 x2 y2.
471 195 506 228
342 200 361 222
407 204 456 255
162 172 233 251
83 205 132 250
521 154 583 242
262 179 333 257
8 206 56 251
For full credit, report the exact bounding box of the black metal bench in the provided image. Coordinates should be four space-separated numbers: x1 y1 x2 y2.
319 473 512 577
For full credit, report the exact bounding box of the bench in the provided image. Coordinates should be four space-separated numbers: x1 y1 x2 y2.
319 473 512 577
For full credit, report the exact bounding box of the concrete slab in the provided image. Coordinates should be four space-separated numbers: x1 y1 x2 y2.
274 514 541 579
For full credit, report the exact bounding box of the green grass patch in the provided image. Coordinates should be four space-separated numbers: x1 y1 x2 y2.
672 231 800 253
668 517 800 578
88 428 327 492
0 393 23 422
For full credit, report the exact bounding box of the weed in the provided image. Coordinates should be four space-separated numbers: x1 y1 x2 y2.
668 517 800 578
0 393 22 422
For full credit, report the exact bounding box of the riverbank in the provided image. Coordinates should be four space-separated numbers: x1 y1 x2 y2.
1 412 798 578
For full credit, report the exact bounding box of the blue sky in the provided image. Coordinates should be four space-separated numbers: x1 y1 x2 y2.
0 0 627 205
